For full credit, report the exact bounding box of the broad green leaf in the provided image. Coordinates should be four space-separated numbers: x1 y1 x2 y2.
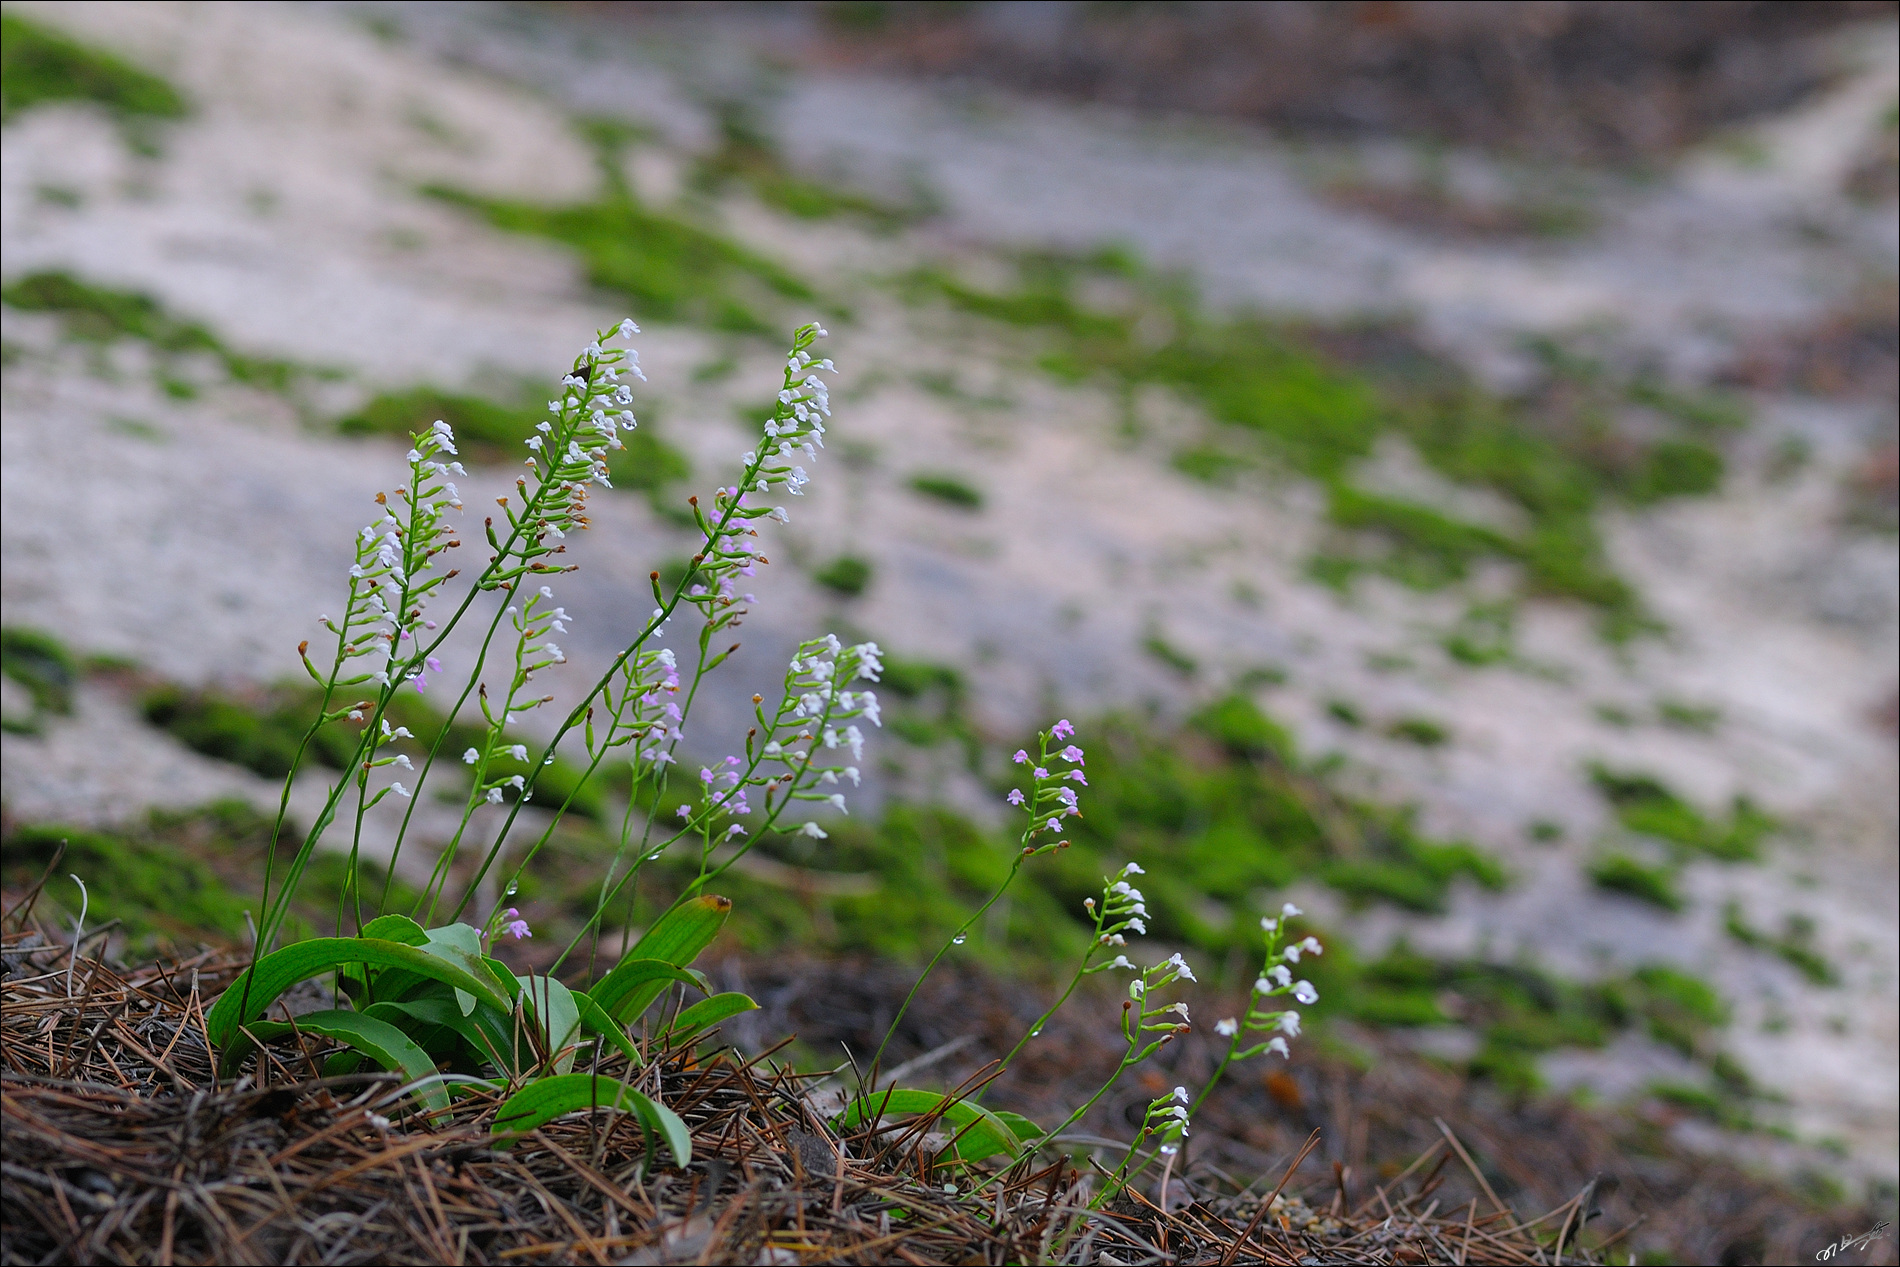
490 1074 691 1167
362 925 509 1013
574 989 642 1066
667 992 759 1044
835 1088 1020 1163
992 1110 1043 1141
515 974 583 1074
426 924 487 1015
360 914 428 944
206 938 513 1050
630 894 731 963
590 958 710 1027
233 1009 449 1118
485 957 522 999
365 996 513 1073
597 895 730 1024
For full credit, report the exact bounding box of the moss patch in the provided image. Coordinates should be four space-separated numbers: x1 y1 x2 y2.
1 271 298 392
1 13 186 131
425 182 814 335
1 626 78 716
918 253 1737 637
814 555 873 597
2 800 429 950
139 680 606 821
693 102 928 230
1590 764 1774 862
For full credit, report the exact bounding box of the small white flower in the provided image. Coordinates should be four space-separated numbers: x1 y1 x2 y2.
1267 1037 1290 1058
1109 955 1134 969
1130 980 1146 999
826 793 847 812
1282 902 1303 918
1166 952 1196 982
1261 917 1278 933
506 744 528 762
1166 1002 1190 1020
1215 1017 1239 1037
1293 980 1318 1005
1277 1011 1302 1036
1300 936 1323 956
1284 944 1302 964
770 506 790 524
1269 965 1292 987
799 821 828 839
485 788 504 804
1123 862 1145 875
390 781 411 799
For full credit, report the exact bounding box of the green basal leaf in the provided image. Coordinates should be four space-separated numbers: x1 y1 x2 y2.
667 992 759 1044
489 1074 690 1168
206 937 512 1050
233 1009 449 1118
426 924 488 1015
574 988 642 1066
515 973 583 1074
365 995 513 1074
834 1087 1020 1163
594 894 730 1024
590 958 710 1027
991 1109 1043 1141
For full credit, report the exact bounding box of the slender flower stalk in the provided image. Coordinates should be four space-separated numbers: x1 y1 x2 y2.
867 722 1085 1076
1190 905 1321 1123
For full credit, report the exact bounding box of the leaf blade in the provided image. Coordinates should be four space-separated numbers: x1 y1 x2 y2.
207 938 513 1052
489 1074 690 1167
240 1009 449 1118
667 992 759 1044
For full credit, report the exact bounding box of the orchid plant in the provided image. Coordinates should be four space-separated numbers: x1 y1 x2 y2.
202 316 1315 1200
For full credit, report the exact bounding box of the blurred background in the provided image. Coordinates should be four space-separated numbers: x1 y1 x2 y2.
2 3 1895 1260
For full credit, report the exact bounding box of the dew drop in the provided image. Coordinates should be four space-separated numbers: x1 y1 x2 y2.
504 880 519 896
952 934 967 945
1030 1027 1043 1037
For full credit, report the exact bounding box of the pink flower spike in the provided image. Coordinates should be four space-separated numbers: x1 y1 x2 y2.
413 677 426 694
1013 750 1029 764
505 919 532 940
1033 767 1049 779
426 656 443 673
1060 745 1085 764
1051 719 1075 740
1007 789 1025 805
1066 771 1088 786
676 804 692 819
